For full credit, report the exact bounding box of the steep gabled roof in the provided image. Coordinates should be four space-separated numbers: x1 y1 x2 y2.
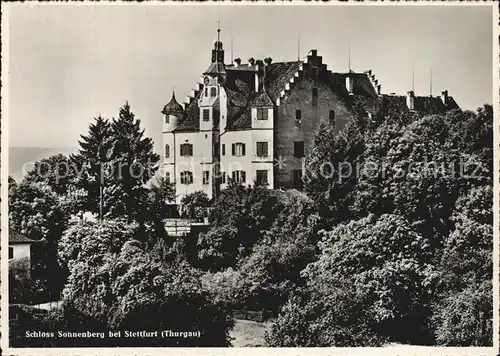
332 72 378 98
174 90 202 132
9 230 38 244
250 88 274 107
227 107 252 130
414 95 460 114
265 61 303 101
380 95 409 114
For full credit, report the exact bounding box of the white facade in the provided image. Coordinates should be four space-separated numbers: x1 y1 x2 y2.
173 131 214 204
9 244 31 262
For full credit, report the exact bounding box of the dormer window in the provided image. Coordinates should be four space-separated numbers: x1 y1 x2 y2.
165 116 170 124
257 108 268 120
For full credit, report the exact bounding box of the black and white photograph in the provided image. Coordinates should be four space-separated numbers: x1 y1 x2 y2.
1 3 498 354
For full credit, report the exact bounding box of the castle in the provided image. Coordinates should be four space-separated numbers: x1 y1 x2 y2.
162 33 459 204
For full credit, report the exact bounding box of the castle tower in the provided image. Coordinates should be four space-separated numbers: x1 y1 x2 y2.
198 27 228 199
162 91 183 185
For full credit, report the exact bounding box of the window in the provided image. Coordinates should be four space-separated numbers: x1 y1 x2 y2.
204 87 208 97
165 144 170 158
221 172 226 184
165 115 170 124
232 142 246 156
180 143 193 156
294 141 305 158
180 171 193 185
232 170 246 184
257 108 268 120
329 110 335 125
256 142 268 157
312 88 318 105
165 172 171 184
203 109 210 122
222 144 226 156
256 170 268 185
9 247 13 260
292 169 303 189
203 171 210 185
210 87 217 97
295 109 302 129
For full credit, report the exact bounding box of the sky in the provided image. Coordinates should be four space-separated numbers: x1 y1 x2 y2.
7 4 494 153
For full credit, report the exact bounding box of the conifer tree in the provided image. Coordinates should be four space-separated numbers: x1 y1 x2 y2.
107 102 160 222
74 115 113 216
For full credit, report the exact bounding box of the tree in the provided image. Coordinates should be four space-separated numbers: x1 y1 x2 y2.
201 184 288 270
197 225 239 270
9 181 70 295
8 176 17 192
61 219 234 346
236 190 320 312
301 214 436 344
180 190 210 221
106 102 160 222
24 154 75 195
73 115 113 216
304 111 369 225
432 185 493 345
266 285 386 347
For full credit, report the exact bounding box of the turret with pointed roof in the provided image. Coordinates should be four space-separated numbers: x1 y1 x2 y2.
162 91 184 115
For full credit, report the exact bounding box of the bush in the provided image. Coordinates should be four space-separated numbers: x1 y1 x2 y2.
61 219 234 346
180 191 210 221
9 258 49 305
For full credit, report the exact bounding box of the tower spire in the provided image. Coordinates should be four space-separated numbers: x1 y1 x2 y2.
216 20 221 43
348 42 351 72
412 67 415 92
429 68 433 97
297 32 300 61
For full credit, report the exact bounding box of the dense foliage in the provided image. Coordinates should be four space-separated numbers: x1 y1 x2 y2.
60 218 233 346
267 105 493 346
9 181 70 296
9 100 493 347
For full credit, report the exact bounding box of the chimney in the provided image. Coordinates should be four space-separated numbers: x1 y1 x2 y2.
264 57 273 66
248 57 255 66
441 90 448 104
346 76 354 95
406 91 415 111
234 58 241 67
254 60 265 93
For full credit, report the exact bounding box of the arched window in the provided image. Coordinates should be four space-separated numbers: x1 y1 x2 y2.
165 144 170 158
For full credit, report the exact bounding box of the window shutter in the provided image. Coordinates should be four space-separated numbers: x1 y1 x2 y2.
232 144 235 156
242 144 246 156
242 171 246 183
